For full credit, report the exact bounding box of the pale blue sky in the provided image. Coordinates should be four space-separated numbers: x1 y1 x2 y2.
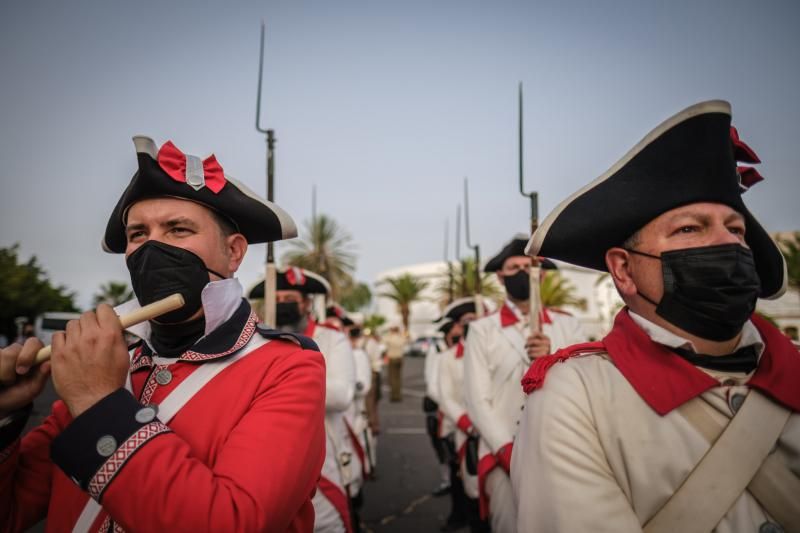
1 0 798 308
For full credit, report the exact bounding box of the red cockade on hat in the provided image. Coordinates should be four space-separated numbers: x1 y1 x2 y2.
286 267 306 286
157 140 227 194
730 126 764 190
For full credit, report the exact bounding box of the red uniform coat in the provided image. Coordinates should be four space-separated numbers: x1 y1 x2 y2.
0 301 326 532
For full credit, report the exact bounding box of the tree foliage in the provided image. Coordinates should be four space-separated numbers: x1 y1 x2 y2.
92 281 134 307
0 244 78 339
435 257 503 304
379 273 429 331
339 281 372 312
540 271 587 311
363 314 386 333
282 214 357 300
778 232 800 289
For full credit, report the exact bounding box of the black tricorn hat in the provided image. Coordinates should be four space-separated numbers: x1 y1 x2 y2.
437 318 456 335
484 234 558 272
248 267 331 299
435 297 477 324
103 136 297 253
526 100 786 299
326 303 354 326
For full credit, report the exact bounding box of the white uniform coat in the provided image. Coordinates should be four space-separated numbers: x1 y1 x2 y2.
438 341 479 498
512 309 800 533
463 301 586 457
345 346 373 491
310 322 356 533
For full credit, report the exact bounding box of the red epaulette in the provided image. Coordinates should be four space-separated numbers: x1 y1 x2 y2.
521 341 605 394
319 321 342 332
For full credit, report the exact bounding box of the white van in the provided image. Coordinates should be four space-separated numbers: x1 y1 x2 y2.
34 312 82 346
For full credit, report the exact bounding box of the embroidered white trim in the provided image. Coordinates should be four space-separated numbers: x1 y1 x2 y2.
87 422 171 501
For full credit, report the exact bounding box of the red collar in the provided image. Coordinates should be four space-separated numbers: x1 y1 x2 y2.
500 303 552 328
604 309 800 415
500 303 518 327
455 341 465 358
304 317 317 338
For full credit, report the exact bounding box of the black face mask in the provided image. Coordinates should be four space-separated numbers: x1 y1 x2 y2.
275 301 303 327
503 271 530 301
462 322 470 339
449 335 462 346
349 327 362 339
627 243 761 341
126 240 225 324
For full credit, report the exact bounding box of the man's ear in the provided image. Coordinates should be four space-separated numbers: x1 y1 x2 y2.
225 233 248 274
605 247 638 298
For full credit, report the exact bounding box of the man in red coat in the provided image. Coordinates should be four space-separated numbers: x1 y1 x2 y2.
0 136 326 532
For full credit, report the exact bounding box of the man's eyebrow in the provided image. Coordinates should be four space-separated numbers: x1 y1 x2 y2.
125 222 147 233
664 210 709 224
724 211 746 224
162 217 199 229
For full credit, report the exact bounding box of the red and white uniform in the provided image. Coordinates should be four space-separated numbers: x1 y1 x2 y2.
437 341 478 498
345 346 373 487
0 279 326 532
512 309 800 532
463 300 586 531
307 322 356 533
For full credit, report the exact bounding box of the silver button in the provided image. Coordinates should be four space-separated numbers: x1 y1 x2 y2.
730 393 746 413
759 522 784 533
96 435 117 457
155 368 173 386
135 405 158 424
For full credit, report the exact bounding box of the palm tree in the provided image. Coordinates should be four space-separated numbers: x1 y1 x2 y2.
778 232 800 289
363 314 386 333
435 257 503 304
540 271 587 311
93 281 134 307
379 274 429 331
339 281 372 312
282 214 357 300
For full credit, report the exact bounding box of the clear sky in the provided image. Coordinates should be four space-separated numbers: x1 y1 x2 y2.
1 0 799 309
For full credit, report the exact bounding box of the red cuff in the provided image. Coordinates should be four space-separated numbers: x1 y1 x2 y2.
496 442 513 473
456 414 472 434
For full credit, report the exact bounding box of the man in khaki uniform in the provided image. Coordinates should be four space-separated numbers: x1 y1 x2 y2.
383 325 407 402
512 100 800 533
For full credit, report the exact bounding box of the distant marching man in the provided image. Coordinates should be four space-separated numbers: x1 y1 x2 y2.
251 268 357 533
324 304 373 533
423 317 453 498
513 100 800 532
436 297 489 533
463 235 587 532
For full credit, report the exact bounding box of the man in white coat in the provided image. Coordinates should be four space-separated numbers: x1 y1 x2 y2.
436 297 490 533
513 101 800 532
257 267 357 533
463 235 586 533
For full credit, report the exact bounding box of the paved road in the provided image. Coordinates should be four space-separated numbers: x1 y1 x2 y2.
360 355 464 533
22 356 461 532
